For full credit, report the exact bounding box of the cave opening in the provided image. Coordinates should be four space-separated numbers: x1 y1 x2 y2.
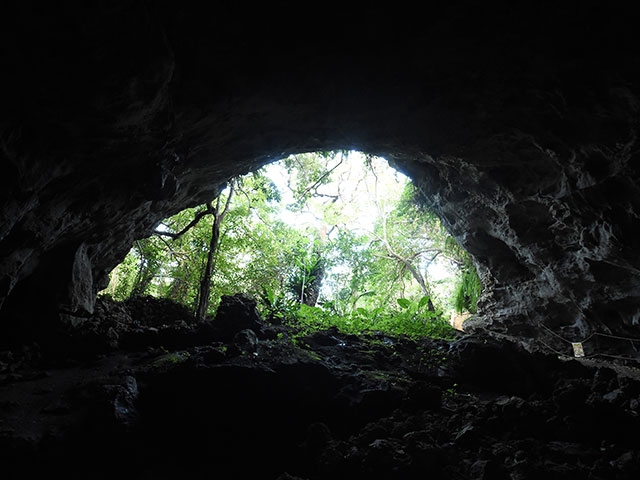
2 2 640 476
100 150 481 340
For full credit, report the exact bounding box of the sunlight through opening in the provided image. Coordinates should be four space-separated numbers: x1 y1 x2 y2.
101 150 481 338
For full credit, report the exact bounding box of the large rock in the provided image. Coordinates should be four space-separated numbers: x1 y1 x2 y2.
1 3 639 352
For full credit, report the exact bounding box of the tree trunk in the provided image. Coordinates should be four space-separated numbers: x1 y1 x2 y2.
302 259 325 307
378 224 436 312
130 241 155 297
195 217 218 321
398 257 436 312
195 183 234 321
368 157 437 313
131 272 153 297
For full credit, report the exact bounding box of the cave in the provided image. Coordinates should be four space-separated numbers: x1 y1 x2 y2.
1 2 640 479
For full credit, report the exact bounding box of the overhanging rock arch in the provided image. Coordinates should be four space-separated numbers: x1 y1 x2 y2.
1 3 639 355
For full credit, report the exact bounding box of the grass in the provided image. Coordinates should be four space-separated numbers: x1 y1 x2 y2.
285 302 458 341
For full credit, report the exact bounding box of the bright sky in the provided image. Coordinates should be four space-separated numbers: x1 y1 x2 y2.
263 151 409 232
261 151 454 283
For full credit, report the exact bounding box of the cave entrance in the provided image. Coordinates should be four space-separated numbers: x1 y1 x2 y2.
100 150 481 338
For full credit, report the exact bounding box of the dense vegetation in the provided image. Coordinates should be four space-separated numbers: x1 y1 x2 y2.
101 151 481 339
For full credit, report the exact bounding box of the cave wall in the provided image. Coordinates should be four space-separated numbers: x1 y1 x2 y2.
1 2 639 349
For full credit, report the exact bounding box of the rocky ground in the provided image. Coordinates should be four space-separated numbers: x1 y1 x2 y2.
1 294 640 479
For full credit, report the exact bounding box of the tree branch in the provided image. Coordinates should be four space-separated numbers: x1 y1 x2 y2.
154 207 212 239
302 157 344 196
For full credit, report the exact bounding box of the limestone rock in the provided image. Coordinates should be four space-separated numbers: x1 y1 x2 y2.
0 2 638 354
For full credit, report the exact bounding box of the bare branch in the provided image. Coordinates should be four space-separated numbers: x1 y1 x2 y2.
302 157 344 196
154 207 212 239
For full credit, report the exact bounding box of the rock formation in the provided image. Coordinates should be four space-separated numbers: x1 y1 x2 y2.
2 299 640 478
1 2 639 357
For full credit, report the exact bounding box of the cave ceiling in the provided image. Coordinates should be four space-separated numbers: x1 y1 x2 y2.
1 2 639 352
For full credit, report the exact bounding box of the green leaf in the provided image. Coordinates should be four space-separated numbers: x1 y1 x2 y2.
418 295 431 308
397 298 411 309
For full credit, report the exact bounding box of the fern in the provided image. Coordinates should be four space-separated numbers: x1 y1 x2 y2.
453 265 482 313
286 295 456 340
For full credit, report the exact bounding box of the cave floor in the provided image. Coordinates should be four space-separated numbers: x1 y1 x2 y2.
1 297 640 479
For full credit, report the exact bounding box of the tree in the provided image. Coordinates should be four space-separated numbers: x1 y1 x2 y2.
153 205 216 305
194 182 234 321
358 161 440 312
286 236 326 306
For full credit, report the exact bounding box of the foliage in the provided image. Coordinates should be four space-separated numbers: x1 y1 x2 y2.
288 295 456 341
257 285 298 323
453 259 482 313
101 150 479 339
285 236 327 306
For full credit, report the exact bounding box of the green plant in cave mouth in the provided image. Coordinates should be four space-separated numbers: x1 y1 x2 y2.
288 294 457 341
258 285 298 323
101 150 474 340
287 248 326 307
453 258 482 314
